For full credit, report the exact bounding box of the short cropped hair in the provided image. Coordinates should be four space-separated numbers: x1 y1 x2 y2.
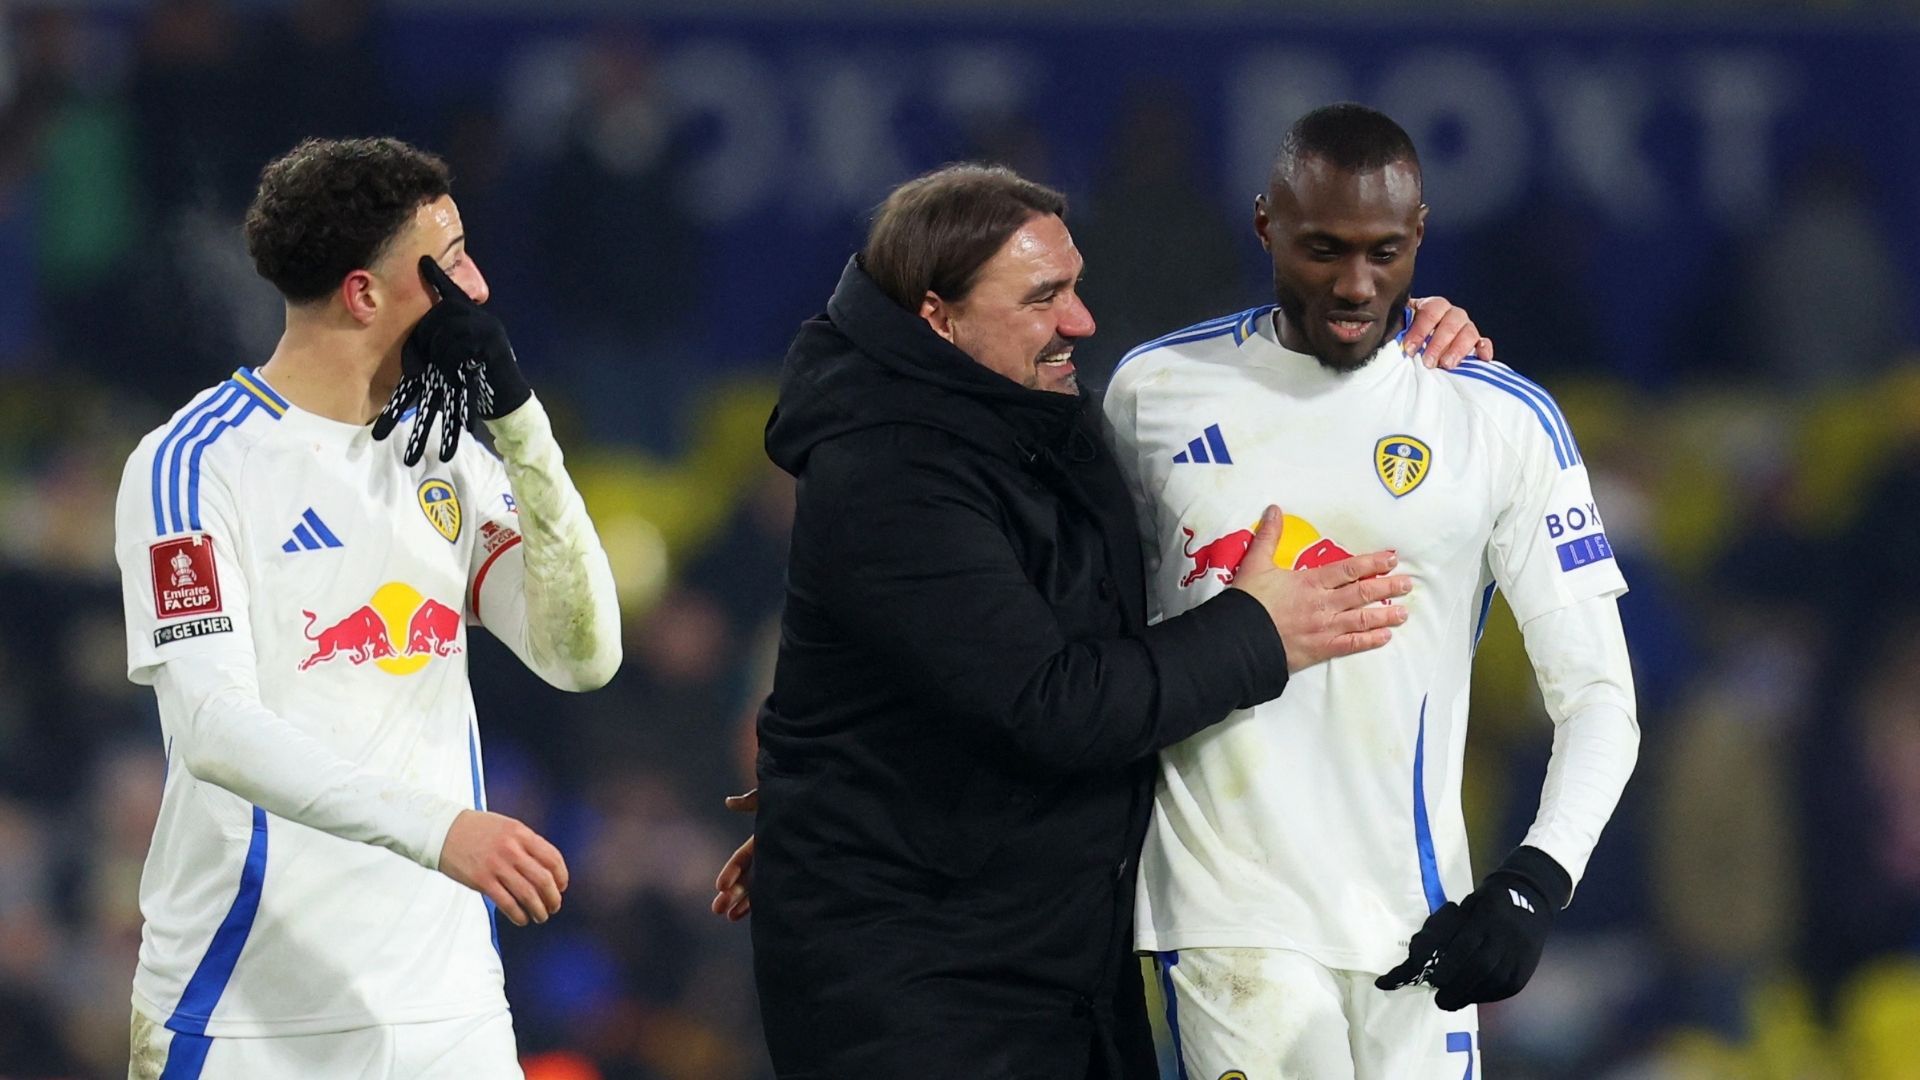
1273 104 1421 194
243 137 452 303
862 164 1067 311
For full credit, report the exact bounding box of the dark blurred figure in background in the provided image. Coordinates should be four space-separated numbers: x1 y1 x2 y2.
535 38 699 453
126 0 274 402
1457 194 1605 387
1679 148 1909 392
1739 151 1906 390
129 0 258 219
1799 437 1920 1012
4 8 138 387
257 0 395 151
1072 81 1242 387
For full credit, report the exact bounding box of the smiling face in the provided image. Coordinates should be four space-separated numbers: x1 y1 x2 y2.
1256 155 1426 371
920 212 1094 395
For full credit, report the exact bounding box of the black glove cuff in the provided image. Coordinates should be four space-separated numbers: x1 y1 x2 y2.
481 357 531 420
1490 845 1573 912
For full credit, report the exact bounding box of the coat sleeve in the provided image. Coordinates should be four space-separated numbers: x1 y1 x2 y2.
807 432 1288 773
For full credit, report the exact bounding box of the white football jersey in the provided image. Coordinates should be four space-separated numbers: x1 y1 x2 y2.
1105 307 1628 973
115 368 526 1037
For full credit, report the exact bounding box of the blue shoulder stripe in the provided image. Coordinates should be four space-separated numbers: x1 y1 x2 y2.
1447 360 1580 469
184 399 264 532
166 390 251 534
1448 366 1570 468
152 386 245 535
1459 360 1578 459
150 387 232 535
231 367 289 415
150 371 285 535
1117 311 1241 365
1231 304 1277 345
1114 305 1269 376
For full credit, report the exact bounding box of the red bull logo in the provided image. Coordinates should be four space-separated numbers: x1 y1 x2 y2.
404 599 462 658
1179 526 1256 587
1178 514 1354 588
299 582 462 675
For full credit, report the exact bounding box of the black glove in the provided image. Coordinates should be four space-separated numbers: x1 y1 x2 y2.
372 256 531 465
1374 845 1572 1011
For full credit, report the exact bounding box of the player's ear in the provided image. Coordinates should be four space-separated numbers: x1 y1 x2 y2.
1415 204 1429 248
340 269 379 326
919 292 957 343
1253 193 1272 253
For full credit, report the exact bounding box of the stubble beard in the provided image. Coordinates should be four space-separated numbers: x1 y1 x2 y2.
1273 276 1413 374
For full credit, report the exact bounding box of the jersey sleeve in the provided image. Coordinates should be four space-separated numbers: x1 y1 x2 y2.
1484 396 1627 626
115 434 466 867
1515 593 1639 889
153 651 469 869
462 396 622 692
116 436 254 684
462 446 525 624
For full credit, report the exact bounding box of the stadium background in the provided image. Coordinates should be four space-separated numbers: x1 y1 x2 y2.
0 0 1917 1075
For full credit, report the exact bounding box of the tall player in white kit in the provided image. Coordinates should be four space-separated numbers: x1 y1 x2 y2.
1104 106 1639 1078
114 138 621 1078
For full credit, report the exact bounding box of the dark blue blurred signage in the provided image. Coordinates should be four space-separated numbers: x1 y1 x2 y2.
396 14 1920 379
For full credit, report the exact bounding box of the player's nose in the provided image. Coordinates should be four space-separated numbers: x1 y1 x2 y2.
1332 257 1375 305
458 259 490 304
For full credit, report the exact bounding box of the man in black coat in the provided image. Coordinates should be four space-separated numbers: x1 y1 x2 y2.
731 165 1469 1079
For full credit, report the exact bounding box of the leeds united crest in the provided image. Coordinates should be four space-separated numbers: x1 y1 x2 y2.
1375 435 1431 498
418 478 461 542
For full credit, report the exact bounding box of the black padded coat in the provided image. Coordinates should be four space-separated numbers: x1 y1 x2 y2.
749 257 1290 1079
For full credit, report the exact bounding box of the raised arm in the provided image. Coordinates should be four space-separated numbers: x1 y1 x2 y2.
467 395 622 691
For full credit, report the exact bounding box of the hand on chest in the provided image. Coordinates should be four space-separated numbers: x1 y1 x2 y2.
1147 401 1494 581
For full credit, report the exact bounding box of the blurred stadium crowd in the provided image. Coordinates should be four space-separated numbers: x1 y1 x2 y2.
0 1 1916 1077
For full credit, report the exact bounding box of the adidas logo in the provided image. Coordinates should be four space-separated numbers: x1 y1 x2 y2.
1172 423 1233 465
1507 888 1535 914
281 509 344 552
